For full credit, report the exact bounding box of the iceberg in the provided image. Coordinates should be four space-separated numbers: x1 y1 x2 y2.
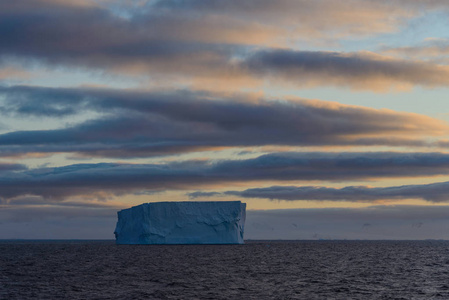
114 201 246 244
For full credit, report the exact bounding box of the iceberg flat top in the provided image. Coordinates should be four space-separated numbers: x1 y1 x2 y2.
114 201 246 244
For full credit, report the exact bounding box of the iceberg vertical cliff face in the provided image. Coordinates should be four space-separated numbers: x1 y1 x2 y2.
114 201 246 244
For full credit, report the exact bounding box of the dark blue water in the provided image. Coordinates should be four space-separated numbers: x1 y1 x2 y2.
2 240 449 299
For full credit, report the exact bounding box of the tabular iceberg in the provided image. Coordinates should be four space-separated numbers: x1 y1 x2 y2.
114 201 246 244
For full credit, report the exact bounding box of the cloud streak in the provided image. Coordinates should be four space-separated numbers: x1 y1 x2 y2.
3 0 449 240
0 163 26 172
3 152 449 201
215 180 449 203
0 87 446 157
382 38 449 64
1 1 449 90
243 50 449 91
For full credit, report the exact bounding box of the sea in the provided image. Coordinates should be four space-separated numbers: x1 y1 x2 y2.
2 240 449 299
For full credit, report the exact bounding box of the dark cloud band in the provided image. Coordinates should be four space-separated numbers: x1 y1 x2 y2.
243 50 449 90
1 1 449 90
0 87 445 157
216 181 449 203
0 163 27 172
3 152 449 201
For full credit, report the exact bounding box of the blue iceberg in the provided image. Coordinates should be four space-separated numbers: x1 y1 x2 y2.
114 201 246 244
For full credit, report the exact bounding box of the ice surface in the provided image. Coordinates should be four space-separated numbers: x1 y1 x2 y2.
114 201 246 244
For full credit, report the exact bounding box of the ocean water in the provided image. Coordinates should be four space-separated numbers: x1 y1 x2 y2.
2 240 449 299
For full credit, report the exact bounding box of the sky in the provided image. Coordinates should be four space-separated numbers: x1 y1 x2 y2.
2 0 449 240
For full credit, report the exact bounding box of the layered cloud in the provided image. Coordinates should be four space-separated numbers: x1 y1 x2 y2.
2 0 449 240
1 1 449 90
0 163 26 172
0 0 412 51
382 38 449 64
220 181 449 203
243 50 449 91
0 87 446 158
151 0 413 39
3 152 449 201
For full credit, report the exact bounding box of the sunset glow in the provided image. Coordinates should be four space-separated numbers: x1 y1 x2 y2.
2 0 449 239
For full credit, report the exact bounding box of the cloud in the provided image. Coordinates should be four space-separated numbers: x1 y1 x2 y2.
243 50 449 91
382 38 449 63
3 152 449 201
222 180 449 203
0 0 414 52
0 0 240 83
0 87 446 157
152 0 413 39
187 191 222 199
0 66 33 82
0 163 27 172
2 1 449 91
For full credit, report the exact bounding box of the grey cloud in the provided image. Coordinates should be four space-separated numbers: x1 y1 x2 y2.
1 1 448 90
187 191 222 199
0 0 414 59
381 39 449 64
0 86 88 117
223 181 449 203
243 50 449 90
0 87 445 157
152 0 419 38
132 190 165 196
0 0 238 78
0 163 27 172
4 194 122 208
3 152 449 201
393 0 449 10
0 162 205 200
